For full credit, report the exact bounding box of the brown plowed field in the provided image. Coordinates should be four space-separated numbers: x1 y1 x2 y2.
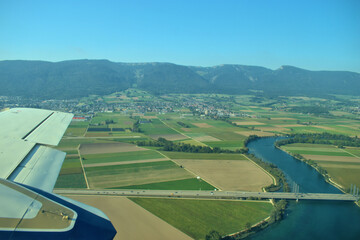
65 195 192 240
79 143 148 155
192 123 213 128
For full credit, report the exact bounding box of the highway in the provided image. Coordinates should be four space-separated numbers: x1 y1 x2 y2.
54 189 359 202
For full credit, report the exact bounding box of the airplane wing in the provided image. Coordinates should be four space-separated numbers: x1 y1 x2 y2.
0 108 73 192
0 108 116 240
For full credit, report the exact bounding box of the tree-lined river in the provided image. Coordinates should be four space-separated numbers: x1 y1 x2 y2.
247 137 360 240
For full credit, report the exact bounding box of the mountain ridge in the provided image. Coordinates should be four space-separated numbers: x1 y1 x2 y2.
1 59 359 99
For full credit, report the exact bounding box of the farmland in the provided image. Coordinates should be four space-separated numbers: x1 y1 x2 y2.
130 198 273 240
53 91 360 239
281 143 360 190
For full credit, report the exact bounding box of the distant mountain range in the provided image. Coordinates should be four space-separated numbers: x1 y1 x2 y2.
1 60 359 99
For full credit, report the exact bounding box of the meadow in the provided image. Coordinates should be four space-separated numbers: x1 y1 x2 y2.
130 198 273 240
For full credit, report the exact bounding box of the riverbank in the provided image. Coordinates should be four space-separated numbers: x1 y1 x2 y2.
275 144 360 208
223 200 287 240
246 137 360 239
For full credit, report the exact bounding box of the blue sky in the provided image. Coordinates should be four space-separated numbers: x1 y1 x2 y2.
0 0 359 72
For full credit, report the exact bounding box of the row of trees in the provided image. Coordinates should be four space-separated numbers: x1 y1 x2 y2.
177 121 191 128
275 132 360 148
135 137 248 154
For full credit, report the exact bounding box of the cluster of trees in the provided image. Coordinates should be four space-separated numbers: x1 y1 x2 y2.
135 137 248 154
289 106 329 115
132 120 141 132
244 135 260 146
177 121 191 128
246 154 290 192
275 133 360 148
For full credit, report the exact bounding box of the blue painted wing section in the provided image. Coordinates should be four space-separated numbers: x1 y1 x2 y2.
1 183 116 240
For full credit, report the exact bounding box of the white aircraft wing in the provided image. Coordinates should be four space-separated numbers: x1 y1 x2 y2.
0 108 73 192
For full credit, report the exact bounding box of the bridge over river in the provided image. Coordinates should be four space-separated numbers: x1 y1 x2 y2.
55 189 359 202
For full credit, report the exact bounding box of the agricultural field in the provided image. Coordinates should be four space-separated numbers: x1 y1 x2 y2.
130 198 273 240
54 92 360 239
55 157 86 188
173 158 273 191
66 196 192 240
82 150 167 165
113 178 215 190
85 161 194 188
281 143 360 189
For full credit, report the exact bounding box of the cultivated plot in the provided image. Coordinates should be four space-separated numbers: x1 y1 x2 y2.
79 142 148 155
130 198 273 240
65 196 192 240
85 161 194 189
173 159 273 191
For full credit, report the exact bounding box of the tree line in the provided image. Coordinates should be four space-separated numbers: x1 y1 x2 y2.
135 137 248 154
275 132 360 148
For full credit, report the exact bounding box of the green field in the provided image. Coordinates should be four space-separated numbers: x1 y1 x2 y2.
55 173 86 188
325 164 360 189
82 150 165 164
85 160 193 188
140 119 179 135
130 198 273 240
111 178 215 190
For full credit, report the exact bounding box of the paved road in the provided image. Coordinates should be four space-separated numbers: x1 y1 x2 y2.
54 189 358 202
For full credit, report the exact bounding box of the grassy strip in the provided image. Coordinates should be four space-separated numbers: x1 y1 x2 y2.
129 198 273 240
110 178 215 190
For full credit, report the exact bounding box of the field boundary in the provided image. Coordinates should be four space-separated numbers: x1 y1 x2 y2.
242 154 277 187
78 145 90 189
158 118 209 147
156 150 222 190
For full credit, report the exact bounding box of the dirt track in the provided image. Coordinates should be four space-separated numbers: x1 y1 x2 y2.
64 195 193 240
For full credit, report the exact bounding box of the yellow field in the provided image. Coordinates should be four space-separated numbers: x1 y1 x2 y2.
255 126 289 133
193 135 221 142
65 195 192 240
312 126 336 131
173 159 273 191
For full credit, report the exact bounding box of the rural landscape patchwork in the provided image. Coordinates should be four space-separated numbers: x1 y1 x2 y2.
16 89 354 240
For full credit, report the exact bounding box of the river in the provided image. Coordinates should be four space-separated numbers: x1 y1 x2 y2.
246 137 360 240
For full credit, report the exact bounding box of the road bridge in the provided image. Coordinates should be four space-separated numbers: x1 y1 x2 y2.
55 189 359 202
